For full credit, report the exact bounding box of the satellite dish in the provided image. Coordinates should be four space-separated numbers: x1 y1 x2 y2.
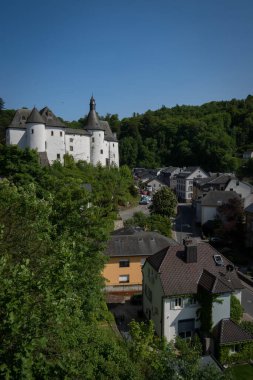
226 264 234 272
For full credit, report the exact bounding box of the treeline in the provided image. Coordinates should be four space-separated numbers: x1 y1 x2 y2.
1 95 253 172
118 95 253 171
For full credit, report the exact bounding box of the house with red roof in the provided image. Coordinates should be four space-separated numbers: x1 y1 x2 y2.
142 238 253 363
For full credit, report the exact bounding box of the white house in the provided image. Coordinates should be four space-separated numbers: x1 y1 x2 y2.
176 167 209 202
225 179 253 208
142 239 244 343
197 190 240 225
6 96 119 167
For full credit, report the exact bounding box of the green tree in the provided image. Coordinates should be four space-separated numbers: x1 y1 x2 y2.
230 294 244 323
149 187 177 218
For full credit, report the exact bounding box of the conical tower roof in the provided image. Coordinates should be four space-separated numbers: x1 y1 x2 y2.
26 107 45 124
85 96 105 131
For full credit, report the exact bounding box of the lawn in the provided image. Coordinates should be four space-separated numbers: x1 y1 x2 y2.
230 364 253 380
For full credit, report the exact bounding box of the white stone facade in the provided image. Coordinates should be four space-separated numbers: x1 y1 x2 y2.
6 97 119 167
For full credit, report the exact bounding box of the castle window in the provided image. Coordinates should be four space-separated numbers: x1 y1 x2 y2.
70 146 73 151
60 131 63 137
100 149 103 154
31 129 34 134
92 137 95 142
70 138 73 142
45 142 47 149
51 131 54 136
113 143 114 147
57 154 60 160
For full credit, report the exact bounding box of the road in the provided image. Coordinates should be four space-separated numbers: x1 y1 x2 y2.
173 203 201 243
119 204 150 221
241 285 253 319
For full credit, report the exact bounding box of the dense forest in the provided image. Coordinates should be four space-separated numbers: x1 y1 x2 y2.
1 95 253 172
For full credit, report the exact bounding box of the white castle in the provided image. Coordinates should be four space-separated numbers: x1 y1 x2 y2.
6 96 119 166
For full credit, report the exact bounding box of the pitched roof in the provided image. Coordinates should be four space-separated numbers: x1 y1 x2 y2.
216 319 253 345
40 107 66 127
201 191 240 206
100 121 118 142
146 242 243 296
105 229 178 258
65 128 91 136
26 107 45 124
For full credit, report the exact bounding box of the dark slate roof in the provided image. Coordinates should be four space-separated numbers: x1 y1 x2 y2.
216 319 253 345
245 203 253 213
65 128 91 136
8 109 32 128
85 109 105 131
146 242 243 296
201 191 240 206
198 269 237 294
40 107 66 127
26 107 45 124
100 121 118 142
105 230 178 258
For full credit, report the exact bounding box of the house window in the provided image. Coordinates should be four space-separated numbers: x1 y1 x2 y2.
60 131 63 137
57 154 60 160
51 131 54 136
113 143 114 147
178 319 195 339
92 137 95 142
31 129 34 134
100 149 103 154
70 146 73 151
119 275 129 283
70 138 73 142
171 298 183 309
119 260 129 268
45 142 47 149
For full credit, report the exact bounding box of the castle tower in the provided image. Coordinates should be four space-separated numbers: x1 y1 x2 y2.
26 107 46 152
86 96 106 166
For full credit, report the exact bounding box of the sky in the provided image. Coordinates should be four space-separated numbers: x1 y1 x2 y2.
1 0 253 121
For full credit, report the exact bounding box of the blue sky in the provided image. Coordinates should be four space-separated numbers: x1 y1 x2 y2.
1 0 253 121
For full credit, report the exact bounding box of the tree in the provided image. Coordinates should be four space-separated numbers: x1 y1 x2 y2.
125 212 172 237
230 294 244 323
149 187 177 218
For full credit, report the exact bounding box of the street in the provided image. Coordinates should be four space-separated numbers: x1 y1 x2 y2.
173 203 201 243
119 204 150 221
241 285 253 319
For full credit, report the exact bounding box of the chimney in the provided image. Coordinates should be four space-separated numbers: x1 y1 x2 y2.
183 238 197 263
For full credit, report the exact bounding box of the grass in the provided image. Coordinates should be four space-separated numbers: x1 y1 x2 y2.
230 364 253 380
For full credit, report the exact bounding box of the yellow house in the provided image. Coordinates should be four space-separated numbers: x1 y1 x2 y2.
103 227 178 296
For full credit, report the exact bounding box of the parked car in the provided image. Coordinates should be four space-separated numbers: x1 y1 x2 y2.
139 199 148 205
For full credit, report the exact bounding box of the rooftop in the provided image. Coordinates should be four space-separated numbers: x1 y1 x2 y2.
105 228 178 258
146 242 243 296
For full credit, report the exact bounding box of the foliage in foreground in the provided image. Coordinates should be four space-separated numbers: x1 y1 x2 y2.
128 321 228 380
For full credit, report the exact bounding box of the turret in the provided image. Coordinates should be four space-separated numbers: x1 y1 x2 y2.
85 96 106 165
26 107 46 152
